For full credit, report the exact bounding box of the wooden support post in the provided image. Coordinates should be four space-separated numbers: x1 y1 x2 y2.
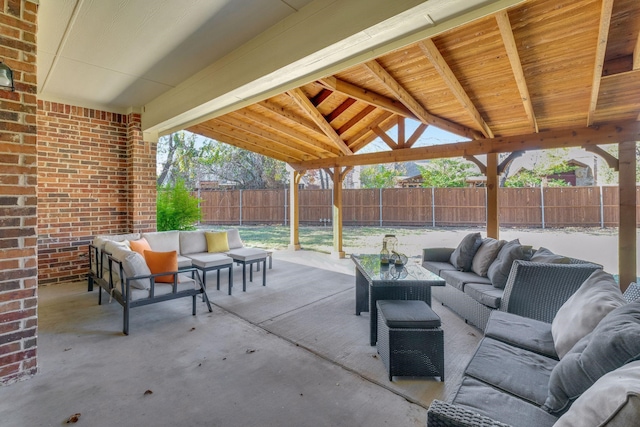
332 167 345 258
288 167 304 250
486 153 499 239
618 141 637 291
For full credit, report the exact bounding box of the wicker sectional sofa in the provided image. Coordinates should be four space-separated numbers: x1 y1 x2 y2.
422 234 601 331
427 280 640 427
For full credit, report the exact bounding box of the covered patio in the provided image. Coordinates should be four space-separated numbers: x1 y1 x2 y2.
1 0 639 405
0 251 481 426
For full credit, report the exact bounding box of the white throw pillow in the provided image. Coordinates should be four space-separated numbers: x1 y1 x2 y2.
226 228 244 250
471 238 505 277
552 269 625 359
554 360 640 427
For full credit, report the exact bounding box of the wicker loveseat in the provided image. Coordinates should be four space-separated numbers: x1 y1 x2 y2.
422 234 601 330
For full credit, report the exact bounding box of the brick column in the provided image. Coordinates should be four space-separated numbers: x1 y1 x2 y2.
0 0 38 384
127 113 156 233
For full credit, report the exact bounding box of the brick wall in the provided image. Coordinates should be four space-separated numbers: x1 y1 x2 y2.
37 103 130 284
0 0 38 385
36 106 157 285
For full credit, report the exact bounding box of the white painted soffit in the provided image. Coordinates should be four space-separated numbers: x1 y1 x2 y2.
142 0 525 137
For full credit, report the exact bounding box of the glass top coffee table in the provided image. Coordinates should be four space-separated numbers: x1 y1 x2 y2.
351 254 445 346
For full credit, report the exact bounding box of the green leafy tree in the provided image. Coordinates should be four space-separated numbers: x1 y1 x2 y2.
504 150 576 187
360 165 404 188
156 179 202 231
418 158 478 187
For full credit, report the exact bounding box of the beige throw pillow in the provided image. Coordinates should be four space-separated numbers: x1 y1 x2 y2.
551 269 625 358
471 238 505 277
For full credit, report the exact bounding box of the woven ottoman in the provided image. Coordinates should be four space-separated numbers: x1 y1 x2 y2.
376 300 444 381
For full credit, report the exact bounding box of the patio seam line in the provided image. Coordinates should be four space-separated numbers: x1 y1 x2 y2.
210 292 432 410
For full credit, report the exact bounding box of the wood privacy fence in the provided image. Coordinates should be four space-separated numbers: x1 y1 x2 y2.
197 186 640 228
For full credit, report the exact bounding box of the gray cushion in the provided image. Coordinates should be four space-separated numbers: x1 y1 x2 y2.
377 300 440 328
484 311 557 359
471 238 505 277
177 255 193 269
179 230 207 255
110 246 151 290
463 283 503 309
552 270 625 359
421 261 456 276
142 231 180 253
530 247 570 264
544 301 640 414
465 337 557 406
554 360 640 427
440 270 491 292
449 232 482 272
188 253 233 269
227 247 267 262
487 239 525 289
452 377 558 427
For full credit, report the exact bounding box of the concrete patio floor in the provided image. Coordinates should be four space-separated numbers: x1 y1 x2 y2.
0 250 480 427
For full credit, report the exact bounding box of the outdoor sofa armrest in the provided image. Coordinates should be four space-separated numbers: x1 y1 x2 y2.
422 247 455 263
500 260 602 323
427 400 512 427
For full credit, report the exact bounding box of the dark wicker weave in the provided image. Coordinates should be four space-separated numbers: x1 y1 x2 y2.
500 260 602 323
351 254 445 346
427 400 511 427
377 304 444 381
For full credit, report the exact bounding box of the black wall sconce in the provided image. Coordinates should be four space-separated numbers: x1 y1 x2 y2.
0 61 15 91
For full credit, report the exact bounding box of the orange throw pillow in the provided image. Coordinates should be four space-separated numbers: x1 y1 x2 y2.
143 250 178 283
129 238 152 256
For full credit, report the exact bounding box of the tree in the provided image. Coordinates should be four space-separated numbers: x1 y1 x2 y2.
156 131 288 190
200 143 288 189
503 149 576 187
156 179 202 231
418 158 478 187
360 164 405 188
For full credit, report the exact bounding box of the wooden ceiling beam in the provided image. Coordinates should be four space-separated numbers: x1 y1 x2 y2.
318 76 416 119
337 104 376 135
287 88 353 156
235 109 342 156
405 123 428 149
312 88 333 106
495 10 538 134
349 114 397 154
326 98 357 123
397 117 405 148
362 59 480 140
289 121 640 170
587 0 615 126
217 114 327 159
418 39 494 138
346 111 393 152
256 100 322 135
189 123 301 164
373 126 398 150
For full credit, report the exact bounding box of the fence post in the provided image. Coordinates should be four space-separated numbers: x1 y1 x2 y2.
379 188 383 227
599 185 604 228
431 187 436 227
284 188 288 226
540 184 545 229
197 185 201 225
239 189 243 226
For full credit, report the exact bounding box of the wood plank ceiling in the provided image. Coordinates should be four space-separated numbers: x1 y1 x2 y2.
187 0 640 170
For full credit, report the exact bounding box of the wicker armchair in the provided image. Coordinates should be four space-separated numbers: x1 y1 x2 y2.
501 260 603 323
